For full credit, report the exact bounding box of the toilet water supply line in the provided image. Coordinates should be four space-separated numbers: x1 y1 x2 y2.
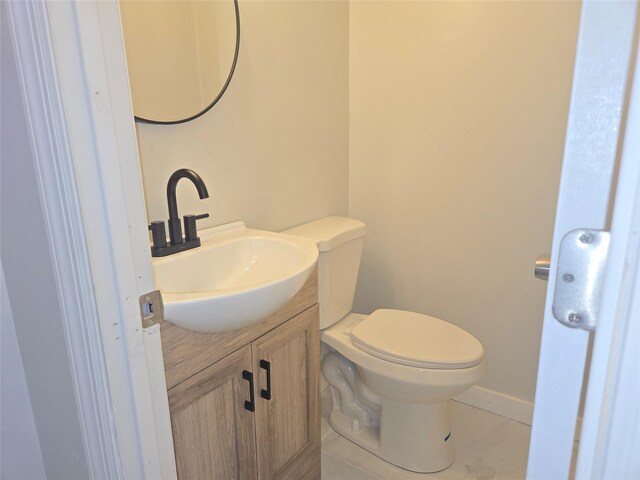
322 352 374 426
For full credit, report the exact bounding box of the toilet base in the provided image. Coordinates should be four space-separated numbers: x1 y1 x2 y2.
327 398 455 473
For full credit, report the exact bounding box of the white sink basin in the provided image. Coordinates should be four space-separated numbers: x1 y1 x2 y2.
153 222 318 333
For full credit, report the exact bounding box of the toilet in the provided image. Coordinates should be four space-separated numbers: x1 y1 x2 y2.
284 217 487 473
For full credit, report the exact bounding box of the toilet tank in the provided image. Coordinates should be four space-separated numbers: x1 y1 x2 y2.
283 217 366 329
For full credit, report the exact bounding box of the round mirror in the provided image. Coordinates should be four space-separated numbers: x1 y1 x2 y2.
120 0 240 125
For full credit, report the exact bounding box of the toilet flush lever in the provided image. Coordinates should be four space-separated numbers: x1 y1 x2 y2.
551 229 610 332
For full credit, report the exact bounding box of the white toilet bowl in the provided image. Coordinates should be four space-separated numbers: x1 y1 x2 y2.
283 217 486 473
321 311 486 473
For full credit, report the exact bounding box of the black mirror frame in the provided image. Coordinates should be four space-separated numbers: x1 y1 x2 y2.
134 0 240 125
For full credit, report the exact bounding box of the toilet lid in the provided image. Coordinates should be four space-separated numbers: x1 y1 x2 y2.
350 309 484 369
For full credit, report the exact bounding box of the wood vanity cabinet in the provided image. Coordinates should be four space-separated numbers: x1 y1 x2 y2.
167 345 257 479
161 270 320 480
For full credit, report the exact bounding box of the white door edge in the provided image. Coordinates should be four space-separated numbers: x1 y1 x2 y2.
575 33 640 479
6 1 176 478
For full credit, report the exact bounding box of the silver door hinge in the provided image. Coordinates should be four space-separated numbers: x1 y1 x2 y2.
552 229 610 331
139 290 164 328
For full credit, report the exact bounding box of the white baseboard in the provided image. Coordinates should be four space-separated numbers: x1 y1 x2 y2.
454 385 534 425
454 385 584 441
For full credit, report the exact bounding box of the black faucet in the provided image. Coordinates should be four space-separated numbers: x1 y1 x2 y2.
148 169 210 257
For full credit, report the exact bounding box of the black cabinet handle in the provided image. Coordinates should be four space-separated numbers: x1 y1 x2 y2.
260 360 271 400
242 370 255 412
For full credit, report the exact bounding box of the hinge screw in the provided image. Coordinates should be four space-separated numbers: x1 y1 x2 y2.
568 312 582 324
579 233 593 244
562 273 575 283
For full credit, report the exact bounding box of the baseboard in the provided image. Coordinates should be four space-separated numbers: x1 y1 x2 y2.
454 385 534 425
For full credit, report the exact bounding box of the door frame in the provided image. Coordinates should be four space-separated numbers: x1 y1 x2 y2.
5 1 175 478
574 23 640 479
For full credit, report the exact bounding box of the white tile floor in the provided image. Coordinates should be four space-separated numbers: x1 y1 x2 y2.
321 401 532 480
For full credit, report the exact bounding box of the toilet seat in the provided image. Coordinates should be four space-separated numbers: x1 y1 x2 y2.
322 313 488 403
350 309 484 369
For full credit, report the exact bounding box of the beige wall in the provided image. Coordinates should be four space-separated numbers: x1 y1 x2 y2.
132 0 582 405
134 0 349 232
349 1 581 403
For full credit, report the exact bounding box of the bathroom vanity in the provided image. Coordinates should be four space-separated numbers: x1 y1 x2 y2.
160 269 320 480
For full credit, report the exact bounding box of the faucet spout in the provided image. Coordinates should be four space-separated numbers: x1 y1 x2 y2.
167 168 209 221
166 169 209 245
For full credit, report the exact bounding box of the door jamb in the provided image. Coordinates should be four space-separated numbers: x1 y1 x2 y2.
6 1 176 477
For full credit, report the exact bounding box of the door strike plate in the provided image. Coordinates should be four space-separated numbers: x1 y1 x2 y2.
552 229 610 331
139 290 164 328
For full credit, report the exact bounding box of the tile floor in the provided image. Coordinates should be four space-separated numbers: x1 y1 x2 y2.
320 401 532 480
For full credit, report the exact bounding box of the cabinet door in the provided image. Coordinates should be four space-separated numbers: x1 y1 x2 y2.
253 305 320 480
168 345 258 480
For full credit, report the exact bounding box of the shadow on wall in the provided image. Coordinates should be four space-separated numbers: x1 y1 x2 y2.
353 253 394 315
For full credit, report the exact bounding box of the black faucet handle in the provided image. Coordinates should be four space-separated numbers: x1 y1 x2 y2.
184 213 210 242
148 221 167 248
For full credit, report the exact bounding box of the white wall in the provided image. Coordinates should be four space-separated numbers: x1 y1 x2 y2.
134 0 349 233
349 1 581 404
1 8 89 477
1 264 46 480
